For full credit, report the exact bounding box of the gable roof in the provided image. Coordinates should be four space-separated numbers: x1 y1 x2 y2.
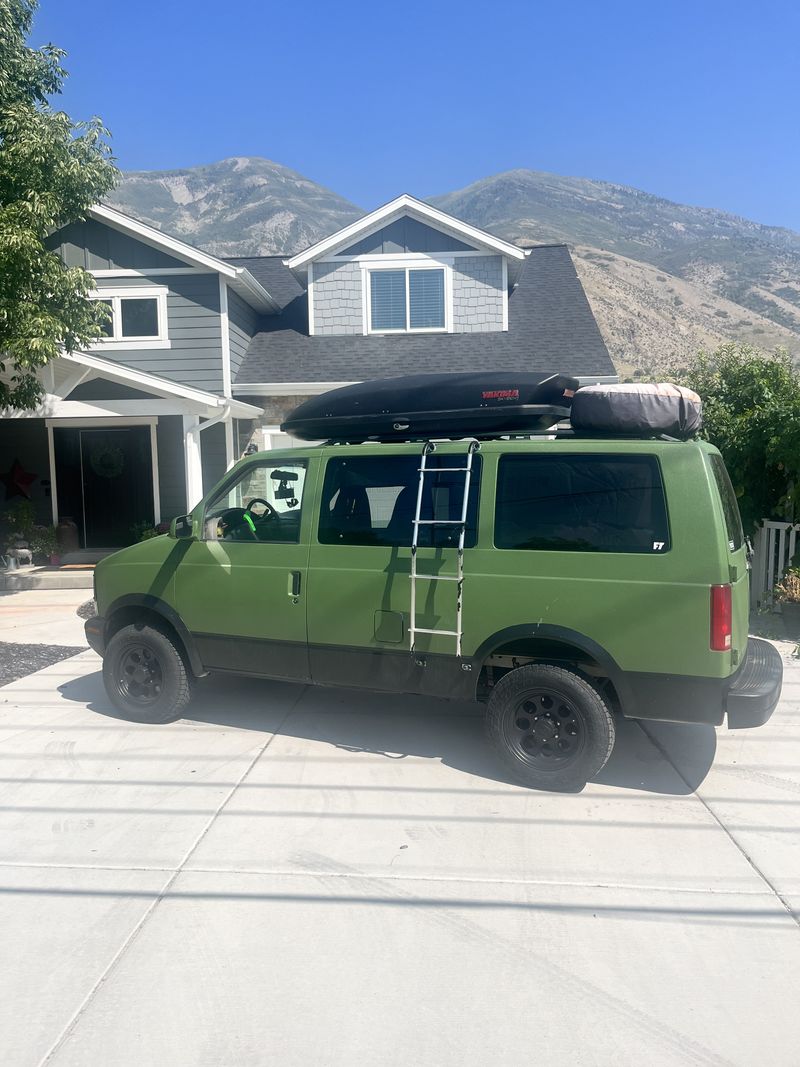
89 204 281 313
285 194 526 279
229 245 616 389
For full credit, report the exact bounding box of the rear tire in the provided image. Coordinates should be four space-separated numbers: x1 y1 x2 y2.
486 664 615 790
103 623 192 724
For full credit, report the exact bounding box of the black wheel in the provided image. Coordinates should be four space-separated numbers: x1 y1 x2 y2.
103 623 193 723
486 664 615 790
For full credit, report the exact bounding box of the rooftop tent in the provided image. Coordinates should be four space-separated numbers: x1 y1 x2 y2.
281 371 579 443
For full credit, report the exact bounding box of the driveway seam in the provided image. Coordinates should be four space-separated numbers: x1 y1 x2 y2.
639 722 800 931
36 686 307 1067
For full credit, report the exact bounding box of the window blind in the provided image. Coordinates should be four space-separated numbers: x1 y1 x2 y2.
370 270 406 330
409 269 445 328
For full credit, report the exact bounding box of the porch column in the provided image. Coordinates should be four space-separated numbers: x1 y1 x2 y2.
182 414 203 511
224 417 235 471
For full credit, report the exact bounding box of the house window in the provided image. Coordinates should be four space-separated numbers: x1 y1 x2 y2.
368 267 446 332
90 287 169 348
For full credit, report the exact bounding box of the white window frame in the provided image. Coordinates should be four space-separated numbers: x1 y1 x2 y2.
89 285 170 350
362 260 452 335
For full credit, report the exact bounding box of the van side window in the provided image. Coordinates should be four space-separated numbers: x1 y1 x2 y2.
495 454 670 553
318 455 481 547
708 453 744 551
203 461 308 543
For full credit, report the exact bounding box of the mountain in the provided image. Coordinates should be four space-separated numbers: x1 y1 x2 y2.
109 157 362 258
109 158 800 375
431 170 800 373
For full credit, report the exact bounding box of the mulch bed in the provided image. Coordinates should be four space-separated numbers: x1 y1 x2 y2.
0 643 84 688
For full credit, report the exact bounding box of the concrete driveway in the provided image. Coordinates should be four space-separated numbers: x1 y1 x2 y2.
0 634 798 1065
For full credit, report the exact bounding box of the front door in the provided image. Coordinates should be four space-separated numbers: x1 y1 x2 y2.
53 425 154 548
175 457 314 681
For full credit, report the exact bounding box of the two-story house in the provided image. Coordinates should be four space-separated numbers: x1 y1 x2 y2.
0 194 617 550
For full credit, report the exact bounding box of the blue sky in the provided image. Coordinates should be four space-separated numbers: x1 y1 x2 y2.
33 0 800 229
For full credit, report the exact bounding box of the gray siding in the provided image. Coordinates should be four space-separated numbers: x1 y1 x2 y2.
339 218 476 256
313 261 362 336
155 416 187 519
228 287 258 381
68 380 154 401
93 274 225 394
452 255 504 332
200 421 227 495
0 420 52 526
47 219 186 271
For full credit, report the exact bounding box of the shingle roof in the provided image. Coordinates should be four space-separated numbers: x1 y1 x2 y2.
226 246 615 385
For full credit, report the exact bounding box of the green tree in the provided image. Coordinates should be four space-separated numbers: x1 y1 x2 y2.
681 344 800 533
0 0 117 410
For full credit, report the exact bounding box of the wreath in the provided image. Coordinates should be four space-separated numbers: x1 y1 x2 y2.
89 444 124 479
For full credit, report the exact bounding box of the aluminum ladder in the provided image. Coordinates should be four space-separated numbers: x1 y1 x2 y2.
409 438 480 658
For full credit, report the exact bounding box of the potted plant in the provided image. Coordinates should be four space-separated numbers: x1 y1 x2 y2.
29 525 60 565
775 566 800 633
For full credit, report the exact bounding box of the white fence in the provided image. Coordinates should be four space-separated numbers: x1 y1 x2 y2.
751 520 800 610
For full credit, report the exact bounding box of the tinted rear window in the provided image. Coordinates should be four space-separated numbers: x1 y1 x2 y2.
495 454 670 553
708 453 744 551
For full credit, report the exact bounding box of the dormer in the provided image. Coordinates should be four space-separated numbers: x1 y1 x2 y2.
286 194 526 338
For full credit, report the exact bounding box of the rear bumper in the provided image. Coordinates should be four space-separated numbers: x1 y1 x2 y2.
725 637 783 729
621 637 783 729
84 615 105 656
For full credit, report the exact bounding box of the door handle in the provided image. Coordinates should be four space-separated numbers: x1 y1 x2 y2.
288 571 302 597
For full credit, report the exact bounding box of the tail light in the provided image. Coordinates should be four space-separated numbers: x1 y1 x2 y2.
710 585 732 651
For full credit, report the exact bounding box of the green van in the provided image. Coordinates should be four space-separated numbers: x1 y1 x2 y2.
85 433 783 790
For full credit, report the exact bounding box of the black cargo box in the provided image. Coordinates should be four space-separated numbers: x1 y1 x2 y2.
281 371 579 443
570 383 702 439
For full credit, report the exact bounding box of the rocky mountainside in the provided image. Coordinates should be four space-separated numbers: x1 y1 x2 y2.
432 170 800 373
109 158 800 375
109 157 362 258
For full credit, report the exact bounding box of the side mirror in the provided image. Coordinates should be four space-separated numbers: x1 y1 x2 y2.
170 514 194 540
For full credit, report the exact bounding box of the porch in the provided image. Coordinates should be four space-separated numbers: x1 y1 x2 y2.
1 350 262 553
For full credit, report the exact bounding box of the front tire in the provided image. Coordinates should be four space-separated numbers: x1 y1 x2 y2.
103 623 193 723
486 664 615 790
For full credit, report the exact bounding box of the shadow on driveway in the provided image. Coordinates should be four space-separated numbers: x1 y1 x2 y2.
59 669 716 796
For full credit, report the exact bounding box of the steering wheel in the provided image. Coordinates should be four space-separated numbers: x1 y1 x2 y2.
246 498 278 521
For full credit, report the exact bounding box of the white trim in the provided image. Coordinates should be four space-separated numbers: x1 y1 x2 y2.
42 400 210 418
150 423 161 524
224 418 235 472
86 206 280 314
326 250 481 263
56 366 91 399
89 284 169 347
232 381 356 395
364 262 451 335
90 204 239 277
47 425 58 526
501 257 508 332
219 279 232 398
307 261 315 336
90 268 211 278
182 414 203 510
286 194 525 271
45 416 159 428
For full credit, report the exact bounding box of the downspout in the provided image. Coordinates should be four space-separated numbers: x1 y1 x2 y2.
183 404 233 511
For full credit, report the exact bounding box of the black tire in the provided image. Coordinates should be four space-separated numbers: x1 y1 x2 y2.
486 664 615 790
102 623 193 724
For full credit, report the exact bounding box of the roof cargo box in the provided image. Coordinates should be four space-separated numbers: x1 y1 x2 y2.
281 371 579 443
570 383 702 439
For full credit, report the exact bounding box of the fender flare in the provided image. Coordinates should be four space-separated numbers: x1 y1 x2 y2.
471 623 633 710
105 593 206 678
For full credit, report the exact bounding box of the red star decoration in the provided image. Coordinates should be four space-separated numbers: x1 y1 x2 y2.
1 459 37 501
